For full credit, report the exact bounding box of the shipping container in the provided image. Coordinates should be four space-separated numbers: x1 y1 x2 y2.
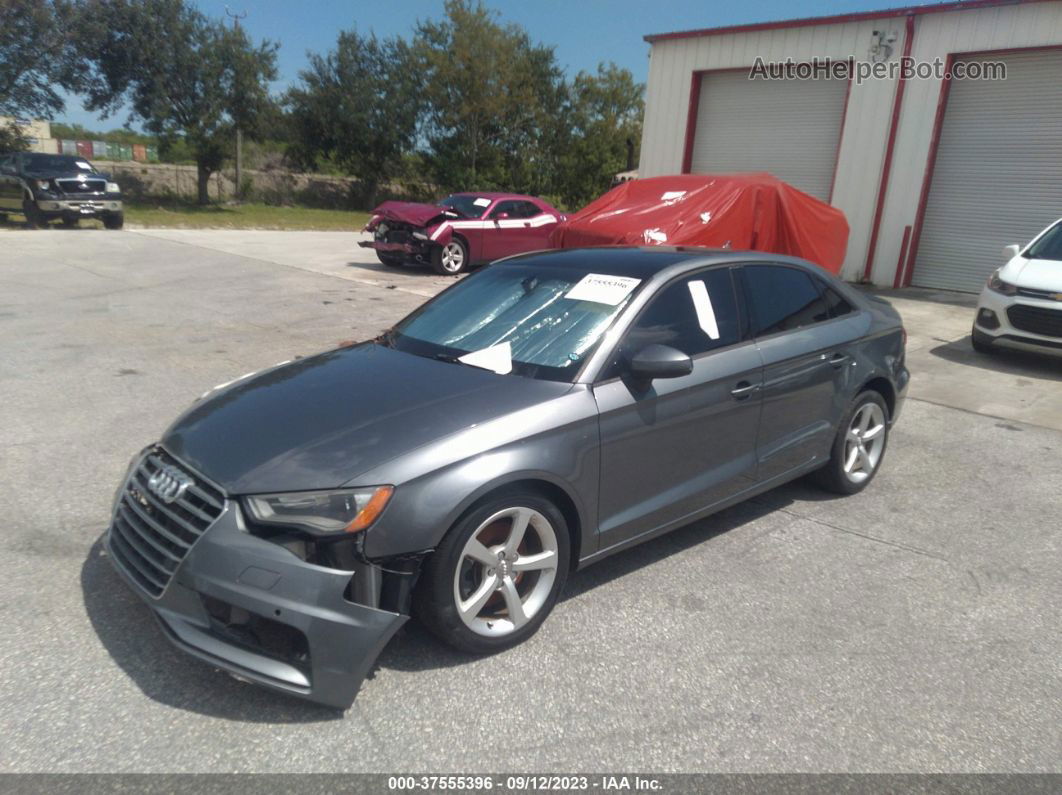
132 144 147 162
75 140 93 158
146 145 159 163
92 141 109 159
118 144 133 161
61 139 78 155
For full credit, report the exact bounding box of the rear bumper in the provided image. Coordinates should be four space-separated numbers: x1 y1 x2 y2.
105 499 406 709
892 362 910 423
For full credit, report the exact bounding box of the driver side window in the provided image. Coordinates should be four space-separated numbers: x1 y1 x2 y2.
602 267 741 379
490 200 519 219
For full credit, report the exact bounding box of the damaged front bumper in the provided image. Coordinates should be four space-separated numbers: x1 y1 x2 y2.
104 452 409 710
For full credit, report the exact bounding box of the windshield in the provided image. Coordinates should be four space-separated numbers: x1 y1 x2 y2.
1024 221 1062 261
439 194 490 219
23 154 97 174
389 263 642 382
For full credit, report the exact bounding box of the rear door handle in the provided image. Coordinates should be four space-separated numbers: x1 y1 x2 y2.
827 353 849 368
730 381 760 400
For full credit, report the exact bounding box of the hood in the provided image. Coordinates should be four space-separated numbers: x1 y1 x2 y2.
1000 256 1062 292
26 169 101 180
161 344 572 494
369 200 457 228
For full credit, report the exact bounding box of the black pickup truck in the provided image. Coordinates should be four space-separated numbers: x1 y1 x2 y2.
0 152 124 229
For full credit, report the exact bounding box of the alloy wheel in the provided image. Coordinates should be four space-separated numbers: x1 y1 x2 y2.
440 241 465 273
843 402 886 483
452 507 559 637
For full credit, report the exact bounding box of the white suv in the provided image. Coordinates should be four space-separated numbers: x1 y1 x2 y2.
972 219 1062 355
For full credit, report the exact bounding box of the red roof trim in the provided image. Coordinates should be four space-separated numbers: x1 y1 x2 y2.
644 0 1039 43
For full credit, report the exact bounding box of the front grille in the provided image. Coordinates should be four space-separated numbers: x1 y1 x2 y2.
109 450 225 598
56 178 106 195
379 228 415 245
1007 305 1062 339
1015 286 1059 300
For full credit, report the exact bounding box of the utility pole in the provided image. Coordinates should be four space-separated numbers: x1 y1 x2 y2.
226 6 247 202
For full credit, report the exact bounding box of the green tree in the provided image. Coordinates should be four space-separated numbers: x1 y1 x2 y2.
414 0 567 193
75 0 277 203
286 30 422 206
0 0 83 119
558 63 644 208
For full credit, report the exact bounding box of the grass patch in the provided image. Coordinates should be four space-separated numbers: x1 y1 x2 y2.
125 199 369 231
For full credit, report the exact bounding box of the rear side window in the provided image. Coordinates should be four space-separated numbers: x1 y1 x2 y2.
622 268 741 358
820 284 854 318
742 265 830 336
514 201 542 218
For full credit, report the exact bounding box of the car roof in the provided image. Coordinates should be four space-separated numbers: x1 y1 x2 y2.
498 246 803 278
449 192 539 201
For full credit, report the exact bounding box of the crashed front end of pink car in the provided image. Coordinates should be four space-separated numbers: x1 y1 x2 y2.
359 193 565 275
360 201 462 267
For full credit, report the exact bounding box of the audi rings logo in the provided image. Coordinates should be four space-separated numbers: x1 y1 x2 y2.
147 464 193 504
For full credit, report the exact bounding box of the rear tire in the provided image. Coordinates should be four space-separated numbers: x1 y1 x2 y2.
431 237 469 275
22 199 46 229
971 327 995 354
376 251 405 268
414 490 570 655
812 390 890 495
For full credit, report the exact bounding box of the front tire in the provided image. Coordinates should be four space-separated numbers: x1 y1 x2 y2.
971 327 995 354
376 251 406 268
61 217 78 229
813 390 890 495
414 490 570 654
432 237 469 275
103 212 124 230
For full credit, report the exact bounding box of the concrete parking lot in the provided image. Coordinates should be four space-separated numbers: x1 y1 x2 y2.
1 229 1059 773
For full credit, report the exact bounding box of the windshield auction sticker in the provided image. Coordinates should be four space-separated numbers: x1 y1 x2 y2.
564 274 641 306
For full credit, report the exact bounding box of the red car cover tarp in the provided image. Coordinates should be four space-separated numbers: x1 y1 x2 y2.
550 174 849 273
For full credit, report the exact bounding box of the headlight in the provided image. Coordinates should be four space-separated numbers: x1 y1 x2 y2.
987 270 1017 296
412 231 428 240
106 181 120 193
243 486 393 536
36 179 51 191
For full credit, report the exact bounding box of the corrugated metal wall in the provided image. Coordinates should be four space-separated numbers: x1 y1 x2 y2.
876 1 1062 288
640 18 905 280
641 1 1062 285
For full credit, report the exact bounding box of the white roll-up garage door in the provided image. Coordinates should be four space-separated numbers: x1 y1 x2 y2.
912 50 1062 292
688 70 848 201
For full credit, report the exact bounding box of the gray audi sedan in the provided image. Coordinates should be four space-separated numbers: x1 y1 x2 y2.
106 247 908 708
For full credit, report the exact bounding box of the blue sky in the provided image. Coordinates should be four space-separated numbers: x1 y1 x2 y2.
57 0 910 130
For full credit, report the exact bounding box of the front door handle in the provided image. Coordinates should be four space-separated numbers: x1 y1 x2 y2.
828 352 849 368
730 381 760 400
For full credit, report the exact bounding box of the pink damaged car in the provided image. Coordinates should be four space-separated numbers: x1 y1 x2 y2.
360 193 565 275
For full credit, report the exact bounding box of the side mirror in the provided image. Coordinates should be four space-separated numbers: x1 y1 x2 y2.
494 212 510 220
1002 244 1021 260
628 344 693 381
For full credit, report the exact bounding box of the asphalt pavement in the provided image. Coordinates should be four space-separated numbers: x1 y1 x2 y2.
0 228 1059 773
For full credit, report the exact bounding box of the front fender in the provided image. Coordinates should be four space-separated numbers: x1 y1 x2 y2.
358 387 601 560
429 222 453 246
